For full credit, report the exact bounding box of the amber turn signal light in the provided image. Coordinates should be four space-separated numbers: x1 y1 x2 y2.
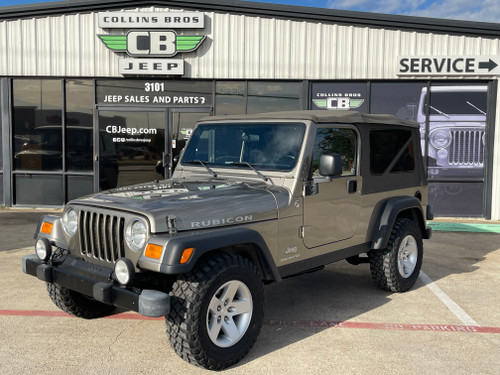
145 243 163 259
180 248 194 264
40 222 53 234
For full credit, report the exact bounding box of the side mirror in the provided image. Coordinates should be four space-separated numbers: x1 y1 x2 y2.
319 154 342 177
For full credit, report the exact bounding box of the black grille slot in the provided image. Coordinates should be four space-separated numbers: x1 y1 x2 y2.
79 211 125 263
450 130 484 166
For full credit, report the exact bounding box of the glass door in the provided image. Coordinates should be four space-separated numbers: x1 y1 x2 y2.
96 107 211 190
97 108 167 190
166 107 212 177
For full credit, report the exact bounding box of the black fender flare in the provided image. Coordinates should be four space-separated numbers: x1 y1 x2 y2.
370 196 426 250
159 226 281 282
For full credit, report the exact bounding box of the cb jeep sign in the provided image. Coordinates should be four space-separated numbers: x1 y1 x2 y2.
98 12 206 76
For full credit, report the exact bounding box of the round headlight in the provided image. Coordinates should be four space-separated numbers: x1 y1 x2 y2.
35 238 52 262
62 208 78 236
114 258 135 286
125 219 147 251
430 129 452 149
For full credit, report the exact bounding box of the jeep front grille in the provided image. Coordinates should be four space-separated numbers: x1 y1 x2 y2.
79 211 125 262
450 130 484 166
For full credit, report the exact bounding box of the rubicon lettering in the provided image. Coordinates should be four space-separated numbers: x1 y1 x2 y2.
191 215 253 228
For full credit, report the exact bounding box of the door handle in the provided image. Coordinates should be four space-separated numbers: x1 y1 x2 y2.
347 179 357 193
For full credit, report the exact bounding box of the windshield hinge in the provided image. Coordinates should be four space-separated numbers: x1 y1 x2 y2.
166 216 177 234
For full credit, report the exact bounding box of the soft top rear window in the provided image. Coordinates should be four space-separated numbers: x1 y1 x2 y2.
370 129 415 175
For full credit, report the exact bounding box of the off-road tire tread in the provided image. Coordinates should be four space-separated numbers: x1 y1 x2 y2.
46 283 115 319
369 218 422 293
165 253 264 371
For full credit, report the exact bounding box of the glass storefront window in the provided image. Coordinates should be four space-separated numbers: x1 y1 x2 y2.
247 81 301 114
215 81 245 115
426 84 487 181
66 79 94 172
12 79 63 171
15 175 64 206
370 82 426 121
67 175 93 201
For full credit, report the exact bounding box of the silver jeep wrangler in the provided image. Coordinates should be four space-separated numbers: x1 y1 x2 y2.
23 110 432 370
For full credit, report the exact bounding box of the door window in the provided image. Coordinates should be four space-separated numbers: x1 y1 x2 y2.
311 127 358 178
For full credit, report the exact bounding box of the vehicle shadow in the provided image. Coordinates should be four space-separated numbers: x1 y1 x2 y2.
238 231 500 367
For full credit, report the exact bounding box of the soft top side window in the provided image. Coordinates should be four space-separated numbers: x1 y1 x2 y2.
370 129 415 175
311 127 357 178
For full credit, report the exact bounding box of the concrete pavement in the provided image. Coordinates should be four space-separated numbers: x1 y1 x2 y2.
0 211 499 374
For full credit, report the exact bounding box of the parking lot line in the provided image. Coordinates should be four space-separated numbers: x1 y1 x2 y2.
1 309 498 334
419 270 479 326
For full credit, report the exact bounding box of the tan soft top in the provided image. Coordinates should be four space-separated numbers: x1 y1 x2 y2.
199 110 419 128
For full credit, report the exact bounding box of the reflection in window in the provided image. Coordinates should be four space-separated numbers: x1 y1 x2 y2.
370 82 426 121
247 81 300 114
66 80 93 172
13 79 62 171
215 81 245 115
311 128 357 177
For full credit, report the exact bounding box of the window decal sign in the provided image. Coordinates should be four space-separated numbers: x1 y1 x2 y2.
312 97 364 110
97 12 207 76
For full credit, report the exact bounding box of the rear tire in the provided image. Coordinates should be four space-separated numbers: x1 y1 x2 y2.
369 218 423 292
166 253 264 370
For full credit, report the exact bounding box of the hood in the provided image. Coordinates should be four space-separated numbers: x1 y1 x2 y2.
70 178 291 233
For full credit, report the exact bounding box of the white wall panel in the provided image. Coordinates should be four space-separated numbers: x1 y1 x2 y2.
1 7 499 81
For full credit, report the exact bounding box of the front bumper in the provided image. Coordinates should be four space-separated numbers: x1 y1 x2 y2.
22 254 170 318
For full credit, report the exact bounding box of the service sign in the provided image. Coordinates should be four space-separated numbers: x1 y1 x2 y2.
398 56 499 76
98 12 206 76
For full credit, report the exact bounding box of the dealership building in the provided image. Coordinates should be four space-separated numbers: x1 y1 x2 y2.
1 0 500 219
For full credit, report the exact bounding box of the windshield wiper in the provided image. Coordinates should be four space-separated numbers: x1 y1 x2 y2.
466 101 486 115
227 162 269 182
427 104 450 118
183 160 218 178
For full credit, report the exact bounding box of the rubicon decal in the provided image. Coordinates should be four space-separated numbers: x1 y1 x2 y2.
99 31 206 58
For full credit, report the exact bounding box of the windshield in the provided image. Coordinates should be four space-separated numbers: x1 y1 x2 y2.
181 122 305 171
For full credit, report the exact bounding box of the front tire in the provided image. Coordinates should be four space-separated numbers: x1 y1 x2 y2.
166 253 264 370
47 283 115 319
369 218 423 292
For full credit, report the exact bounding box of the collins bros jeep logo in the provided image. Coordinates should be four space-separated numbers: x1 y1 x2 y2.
98 31 206 58
313 97 364 110
98 12 207 76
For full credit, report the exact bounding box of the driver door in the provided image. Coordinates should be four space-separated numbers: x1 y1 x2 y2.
303 126 362 249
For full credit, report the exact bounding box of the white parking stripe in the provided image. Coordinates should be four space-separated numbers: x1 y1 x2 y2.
419 271 479 327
